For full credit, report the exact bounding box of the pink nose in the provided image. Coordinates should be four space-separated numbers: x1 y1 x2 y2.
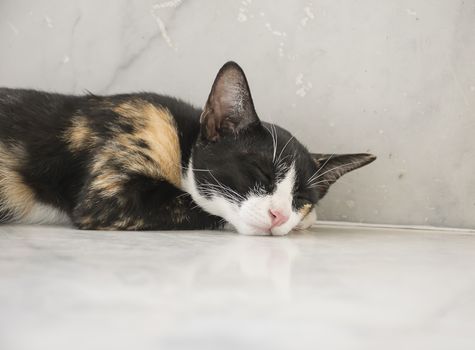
269 209 289 228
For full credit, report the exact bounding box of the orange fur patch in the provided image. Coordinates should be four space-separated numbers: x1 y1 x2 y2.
299 203 313 218
0 142 36 220
63 116 98 152
112 100 182 187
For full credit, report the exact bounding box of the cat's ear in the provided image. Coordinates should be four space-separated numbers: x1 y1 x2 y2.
200 61 260 141
310 153 376 198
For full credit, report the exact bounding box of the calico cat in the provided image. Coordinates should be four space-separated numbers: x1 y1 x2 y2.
0 61 375 236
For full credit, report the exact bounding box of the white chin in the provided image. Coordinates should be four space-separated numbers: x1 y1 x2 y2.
226 222 294 236
234 224 271 236
270 227 291 236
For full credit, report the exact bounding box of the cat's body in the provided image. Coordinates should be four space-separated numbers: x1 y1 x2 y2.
0 62 375 235
0 89 222 230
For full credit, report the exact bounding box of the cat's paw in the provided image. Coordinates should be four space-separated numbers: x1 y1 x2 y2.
294 209 317 231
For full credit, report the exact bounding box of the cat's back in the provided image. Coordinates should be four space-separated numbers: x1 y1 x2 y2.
0 88 81 139
0 88 200 147
0 88 199 224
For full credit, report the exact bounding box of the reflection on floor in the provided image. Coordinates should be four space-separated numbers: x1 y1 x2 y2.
1 223 474 350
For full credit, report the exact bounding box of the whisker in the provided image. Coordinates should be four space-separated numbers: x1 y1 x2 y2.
198 182 244 203
183 163 245 202
198 187 240 204
263 124 277 163
276 135 295 166
190 203 202 210
181 165 212 172
308 179 333 188
307 152 336 184
271 123 278 164
207 172 245 201
191 168 213 172
307 160 366 188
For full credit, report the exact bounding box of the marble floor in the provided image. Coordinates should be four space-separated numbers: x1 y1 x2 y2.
1 223 474 350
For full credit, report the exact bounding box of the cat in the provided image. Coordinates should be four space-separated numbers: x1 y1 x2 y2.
0 61 375 236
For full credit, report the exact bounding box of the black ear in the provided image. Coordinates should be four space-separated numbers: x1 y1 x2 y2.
200 61 260 141
309 153 376 198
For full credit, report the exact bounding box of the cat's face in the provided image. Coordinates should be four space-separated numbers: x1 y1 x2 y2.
183 62 375 236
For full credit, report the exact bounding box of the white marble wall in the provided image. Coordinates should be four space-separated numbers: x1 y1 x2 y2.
1 0 474 229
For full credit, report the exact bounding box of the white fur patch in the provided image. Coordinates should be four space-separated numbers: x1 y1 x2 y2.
19 202 71 225
294 208 317 230
183 160 309 236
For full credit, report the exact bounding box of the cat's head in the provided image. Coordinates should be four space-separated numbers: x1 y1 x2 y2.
183 61 375 236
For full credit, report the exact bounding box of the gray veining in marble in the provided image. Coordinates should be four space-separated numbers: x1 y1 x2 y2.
0 0 474 228
1 224 475 350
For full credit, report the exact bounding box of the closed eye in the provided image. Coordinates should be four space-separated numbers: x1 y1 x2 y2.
244 158 273 185
254 166 272 184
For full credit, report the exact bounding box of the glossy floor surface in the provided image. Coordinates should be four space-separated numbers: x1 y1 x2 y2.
1 224 475 350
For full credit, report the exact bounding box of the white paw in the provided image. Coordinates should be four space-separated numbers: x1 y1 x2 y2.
294 209 317 231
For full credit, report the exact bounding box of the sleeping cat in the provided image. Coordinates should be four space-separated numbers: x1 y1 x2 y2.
0 61 375 236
